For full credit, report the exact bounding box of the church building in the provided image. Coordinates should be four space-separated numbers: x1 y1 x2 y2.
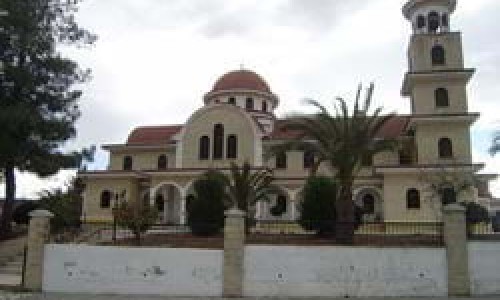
80 0 496 224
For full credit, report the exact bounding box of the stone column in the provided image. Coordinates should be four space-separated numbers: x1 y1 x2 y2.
443 203 470 297
179 189 187 225
23 209 53 291
223 208 246 297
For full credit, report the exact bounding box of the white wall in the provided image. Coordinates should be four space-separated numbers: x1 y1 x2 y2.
468 241 500 296
43 244 223 296
244 245 447 297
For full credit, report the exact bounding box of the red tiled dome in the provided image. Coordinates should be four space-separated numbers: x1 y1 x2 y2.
212 70 271 93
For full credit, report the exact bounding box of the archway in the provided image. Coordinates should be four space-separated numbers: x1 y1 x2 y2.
258 188 295 221
354 187 384 222
151 182 183 224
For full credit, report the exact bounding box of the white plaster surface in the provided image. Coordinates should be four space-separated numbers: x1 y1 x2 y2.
42 244 223 296
243 245 447 297
468 241 500 296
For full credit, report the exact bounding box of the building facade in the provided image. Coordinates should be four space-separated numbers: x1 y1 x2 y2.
80 0 496 224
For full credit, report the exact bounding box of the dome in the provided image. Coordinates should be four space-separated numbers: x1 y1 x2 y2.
211 70 271 94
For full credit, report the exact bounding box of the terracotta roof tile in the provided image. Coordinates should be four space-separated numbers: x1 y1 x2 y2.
126 125 183 145
212 70 271 93
269 116 410 140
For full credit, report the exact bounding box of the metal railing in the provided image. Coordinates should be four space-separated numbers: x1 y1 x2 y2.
467 222 500 240
51 222 224 249
247 220 444 247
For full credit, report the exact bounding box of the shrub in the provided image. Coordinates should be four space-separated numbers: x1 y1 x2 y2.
12 201 39 225
461 202 490 225
299 176 337 235
114 201 158 246
187 171 226 236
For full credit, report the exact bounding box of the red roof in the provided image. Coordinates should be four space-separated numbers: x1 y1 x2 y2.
212 70 271 93
127 125 183 145
269 116 410 140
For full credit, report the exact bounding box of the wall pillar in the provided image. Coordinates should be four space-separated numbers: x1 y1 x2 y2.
223 208 245 297
23 209 53 291
180 189 187 225
443 203 470 297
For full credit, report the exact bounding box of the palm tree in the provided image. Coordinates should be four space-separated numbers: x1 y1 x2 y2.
272 84 396 243
222 162 280 225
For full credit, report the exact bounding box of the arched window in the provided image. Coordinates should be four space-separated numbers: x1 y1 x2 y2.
442 187 457 205
428 11 440 32
262 101 268 112
227 135 238 159
246 97 254 110
228 97 236 105
213 124 224 160
100 190 112 209
363 194 375 214
407 188 421 209
435 88 449 107
431 45 446 65
157 154 167 170
199 136 210 160
438 137 453 158
416 15 426 29
276 152 287 169
303 151 314 169
155 194 165 212
123 156 133 170
441 14 449 27
270 195 287 216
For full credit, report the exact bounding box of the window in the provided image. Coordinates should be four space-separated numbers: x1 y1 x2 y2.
227 135 238 159
123 156 133 170
100 190 112 209
262 101 268 112
246 97 254 110
416 15 426 29
438 137 453 158
407 188 421 209
155 195 165 212
428 11 440 32
363 194 375 214
442 187 457 205
435 88 449 107
431 45 446 65
157 154 167 170
270 195 287 217
199 136 210 160
275 152 287 169
213 124 224 160
441 14 449 27
303 151 314 169
228 97 236 105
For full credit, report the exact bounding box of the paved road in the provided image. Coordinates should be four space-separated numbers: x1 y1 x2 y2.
1 292 500 300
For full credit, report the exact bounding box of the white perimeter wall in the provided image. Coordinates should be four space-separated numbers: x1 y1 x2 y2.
469 241 500 296
244 245 447 297
43 244 223 296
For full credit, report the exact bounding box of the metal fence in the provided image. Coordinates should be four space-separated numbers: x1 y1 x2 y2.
51 222 224 249
467 222 500 241
247 220 444 247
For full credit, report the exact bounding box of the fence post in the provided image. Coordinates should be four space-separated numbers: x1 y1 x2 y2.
223 208 246 297
442 203 470 296
23 209 53 291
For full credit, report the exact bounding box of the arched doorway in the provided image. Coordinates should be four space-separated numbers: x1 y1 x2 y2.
354 187 384 222
152 183 183 224
258 189 294 221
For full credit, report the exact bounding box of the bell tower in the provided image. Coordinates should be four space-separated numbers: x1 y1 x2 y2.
401 0 477 165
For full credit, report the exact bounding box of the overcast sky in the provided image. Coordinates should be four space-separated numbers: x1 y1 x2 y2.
2 0 500 199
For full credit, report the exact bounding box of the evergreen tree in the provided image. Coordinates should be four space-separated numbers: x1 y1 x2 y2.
0 0 96 236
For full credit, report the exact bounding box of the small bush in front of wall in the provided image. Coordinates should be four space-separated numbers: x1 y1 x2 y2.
299 176 337 236
187 171 226 236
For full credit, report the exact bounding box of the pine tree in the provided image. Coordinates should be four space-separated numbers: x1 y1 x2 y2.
0 0 96 237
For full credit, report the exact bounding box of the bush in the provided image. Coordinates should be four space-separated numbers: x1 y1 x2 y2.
461 202 490 225
12 201 40 225
299 176 337 235
493 213 500 233
39 189 82 233
114 201 158 246
187 171 226 236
